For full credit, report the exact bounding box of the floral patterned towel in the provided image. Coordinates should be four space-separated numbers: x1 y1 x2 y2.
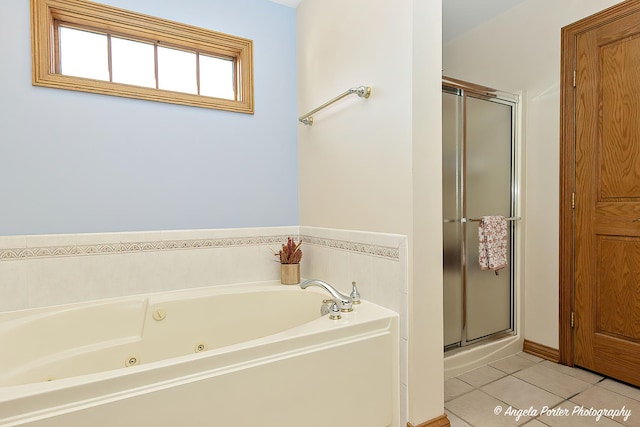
478 216 507 274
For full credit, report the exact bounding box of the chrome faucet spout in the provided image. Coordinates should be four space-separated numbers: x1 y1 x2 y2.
300 279 353 312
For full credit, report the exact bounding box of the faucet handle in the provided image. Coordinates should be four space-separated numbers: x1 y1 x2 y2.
328 301 341 320
320 300 332 316
350 281 361 305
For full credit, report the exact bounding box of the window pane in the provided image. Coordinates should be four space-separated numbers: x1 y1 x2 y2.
199 54 235 100
157 46 197 94
111 37 155 88
59 27 109 81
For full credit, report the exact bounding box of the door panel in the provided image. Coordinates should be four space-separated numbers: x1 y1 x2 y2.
596 237 640 343
600 35 640 199
443 92 463 348
442 88 516 348
465 96 513 341
574 5 640 386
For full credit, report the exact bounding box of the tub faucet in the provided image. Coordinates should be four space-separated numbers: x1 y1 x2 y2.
300 279 353 312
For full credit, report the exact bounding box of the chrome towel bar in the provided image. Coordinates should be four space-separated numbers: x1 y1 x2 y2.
298 85 371 126
443 217 521 223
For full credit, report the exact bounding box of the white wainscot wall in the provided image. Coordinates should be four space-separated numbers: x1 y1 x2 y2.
300 226 409 425
0 227 299 311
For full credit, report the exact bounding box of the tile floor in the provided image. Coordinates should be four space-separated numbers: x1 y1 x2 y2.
445 352 640 427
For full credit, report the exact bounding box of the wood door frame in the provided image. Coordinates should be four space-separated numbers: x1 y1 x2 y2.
559 0 640 367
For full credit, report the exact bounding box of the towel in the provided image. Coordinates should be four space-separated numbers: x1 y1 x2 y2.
478 216 508 274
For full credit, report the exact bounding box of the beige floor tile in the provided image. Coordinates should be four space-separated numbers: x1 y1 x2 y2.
490 355 537 374
571 385 640 426
446 409 473 427
482 376 565 411
598 379 640 402
513 364 592 399
446 378 475 402
449 359 640 427
539 360 604 384
517 351 545 363
457 365 508 388
446 389 532 426
537 400 622 426
523 420 549 426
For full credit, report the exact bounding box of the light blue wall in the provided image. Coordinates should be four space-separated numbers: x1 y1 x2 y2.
0 0 297 235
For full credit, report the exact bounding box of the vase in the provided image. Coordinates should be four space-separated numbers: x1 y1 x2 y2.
280 263 300 285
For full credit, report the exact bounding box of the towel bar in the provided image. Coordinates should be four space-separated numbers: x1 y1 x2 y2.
465 217 521 223
298 85 371 126
443 217 521 223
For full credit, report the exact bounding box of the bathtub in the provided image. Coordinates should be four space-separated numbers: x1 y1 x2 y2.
0 282 399 427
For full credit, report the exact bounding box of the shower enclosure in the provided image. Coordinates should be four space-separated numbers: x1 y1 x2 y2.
442 78 519 351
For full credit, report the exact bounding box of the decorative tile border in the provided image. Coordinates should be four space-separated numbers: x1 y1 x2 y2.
0 235 293 261
0 232 400 261
301 235 400 261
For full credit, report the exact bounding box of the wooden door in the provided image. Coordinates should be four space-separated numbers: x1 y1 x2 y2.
566 1 640 386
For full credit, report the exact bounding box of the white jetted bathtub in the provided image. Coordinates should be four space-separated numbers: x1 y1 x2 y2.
0 282 399 427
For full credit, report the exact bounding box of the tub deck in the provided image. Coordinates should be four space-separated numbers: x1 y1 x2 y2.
0 282 399 427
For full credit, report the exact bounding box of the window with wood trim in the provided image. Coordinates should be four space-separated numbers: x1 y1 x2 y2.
31 0 254 113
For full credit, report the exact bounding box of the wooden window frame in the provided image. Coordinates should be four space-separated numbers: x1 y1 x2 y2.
31 0 254 113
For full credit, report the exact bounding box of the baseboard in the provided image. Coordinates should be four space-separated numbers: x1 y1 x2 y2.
408 414 450 427
523 339 560 363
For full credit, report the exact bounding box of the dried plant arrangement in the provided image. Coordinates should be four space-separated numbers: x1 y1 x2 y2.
276 237 302 264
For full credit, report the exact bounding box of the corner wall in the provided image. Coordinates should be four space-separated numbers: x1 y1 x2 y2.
296 0 413 234
297 0 444 424
300 226 408 427
443 0 622 349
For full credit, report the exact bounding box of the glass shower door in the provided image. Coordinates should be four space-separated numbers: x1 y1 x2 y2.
464 96 513 342
443 84 517 350
443 91 463 348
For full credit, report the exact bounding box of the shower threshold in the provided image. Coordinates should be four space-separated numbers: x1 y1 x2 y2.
444 330 515 354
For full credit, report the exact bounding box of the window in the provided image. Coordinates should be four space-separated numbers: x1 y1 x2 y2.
31 0 254 113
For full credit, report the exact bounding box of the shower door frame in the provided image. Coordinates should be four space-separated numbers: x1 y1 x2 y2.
443 76 521 351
